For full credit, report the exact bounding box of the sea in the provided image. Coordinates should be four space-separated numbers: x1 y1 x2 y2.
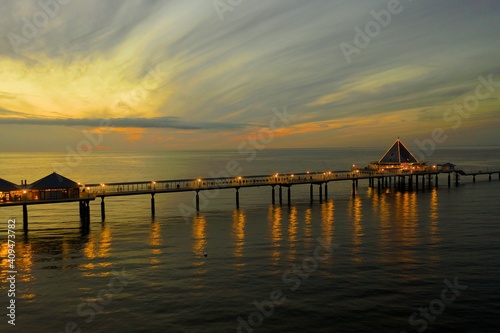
0 147 499 333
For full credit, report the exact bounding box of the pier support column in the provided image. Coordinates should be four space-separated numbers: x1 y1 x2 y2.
196 191 200 212
422 175 426 191
389 177 392 188
324 183 328 200
352 180 356 197
409 175 413 191
101 197 106 220
310 184 313 203
279 186 283 205
319 184 323 203
448 173 451 187
435 174 438 188
79 200 84 217
489 174 492 182
81 200 90 230
236 188 240 209
377 178 381 194
455 173 459 186
22 204 28 231
401 176 406 192
355 179 359 188
428 174 431 188
473 175 476 183
287 186 291 207
415 175 419 191
272 186 276 205
151 193 155 216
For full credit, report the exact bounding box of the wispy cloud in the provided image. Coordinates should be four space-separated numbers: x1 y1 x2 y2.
0 0 499 150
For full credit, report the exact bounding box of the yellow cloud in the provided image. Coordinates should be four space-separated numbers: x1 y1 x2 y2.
309 66 428 107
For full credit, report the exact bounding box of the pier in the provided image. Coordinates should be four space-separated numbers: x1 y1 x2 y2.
2 168 499 231
2 139 499 231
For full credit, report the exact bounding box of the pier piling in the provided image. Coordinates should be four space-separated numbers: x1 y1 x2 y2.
287 186 291 206
272 186 276 205
236 188 240 209
325 182 328 199
279 186 283 205
196 191 200 212
101 197 106 220
23 204 28 231
151 193 155 216
319 184 323 203
310 184 313 203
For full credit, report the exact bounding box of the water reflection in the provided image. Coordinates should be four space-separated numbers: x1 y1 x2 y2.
149 218 162 268
303 207 313 250
401 192 419 248
428 188 440 261
267 205 283 264
82 223 113 276
348 197 363 262
191 214 207 289
232 209 246 267
320 200 335 247
0 242 35 298
287 206 298 261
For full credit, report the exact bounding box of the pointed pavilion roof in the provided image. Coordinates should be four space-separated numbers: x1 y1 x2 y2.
0 178 19 192
29 172 80 190
378 138 420 164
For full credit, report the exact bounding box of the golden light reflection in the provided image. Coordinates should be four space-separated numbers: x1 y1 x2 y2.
349 197 363 262
81 224 112 276
267 205 282 264
192 214 208 289
429 188 441 250
303 207 313 250
376 192 391 255
401 192 419 248
149 219 162 267
232 209 246 266
320 200 335 247
287 206 298 261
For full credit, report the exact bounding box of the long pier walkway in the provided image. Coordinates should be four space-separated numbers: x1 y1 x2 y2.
3 168 499 231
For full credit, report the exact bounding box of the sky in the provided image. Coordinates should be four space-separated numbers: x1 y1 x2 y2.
0 0 499 152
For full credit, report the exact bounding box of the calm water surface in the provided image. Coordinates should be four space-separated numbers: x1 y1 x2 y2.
0 148 499 333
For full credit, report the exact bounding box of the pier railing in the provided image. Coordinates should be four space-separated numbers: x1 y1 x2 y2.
82 169 435 196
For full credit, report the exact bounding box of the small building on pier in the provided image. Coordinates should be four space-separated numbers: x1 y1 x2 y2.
369 138 427 172
0 178 20 202
437 163 456 172
29 172 81 200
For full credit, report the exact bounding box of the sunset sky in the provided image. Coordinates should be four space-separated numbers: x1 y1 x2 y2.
1 0 499 152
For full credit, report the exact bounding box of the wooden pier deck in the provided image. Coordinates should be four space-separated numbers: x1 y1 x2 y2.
2 168 499 231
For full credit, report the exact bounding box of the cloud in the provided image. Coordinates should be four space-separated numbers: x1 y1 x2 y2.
0 116 251 130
